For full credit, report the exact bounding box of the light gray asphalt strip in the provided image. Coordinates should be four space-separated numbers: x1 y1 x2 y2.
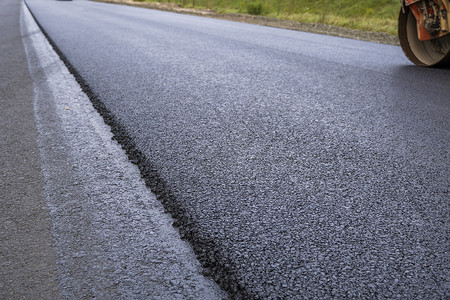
20 1 227 298
0 0 60 297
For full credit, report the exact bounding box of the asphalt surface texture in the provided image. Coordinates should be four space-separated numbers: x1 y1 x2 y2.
24 0 450 298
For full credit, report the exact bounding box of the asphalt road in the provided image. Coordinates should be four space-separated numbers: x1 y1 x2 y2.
26 0 449 298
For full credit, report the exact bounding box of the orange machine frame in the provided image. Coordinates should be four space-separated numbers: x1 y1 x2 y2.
404 0 450 40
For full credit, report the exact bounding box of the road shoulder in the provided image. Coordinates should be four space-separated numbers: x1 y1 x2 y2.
0 0 60 298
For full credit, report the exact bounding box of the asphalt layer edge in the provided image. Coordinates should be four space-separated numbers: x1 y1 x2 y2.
24 1 247 298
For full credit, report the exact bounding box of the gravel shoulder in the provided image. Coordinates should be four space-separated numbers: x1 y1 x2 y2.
93 0 400 45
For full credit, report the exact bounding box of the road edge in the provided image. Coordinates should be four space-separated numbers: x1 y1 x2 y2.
21 1 229 298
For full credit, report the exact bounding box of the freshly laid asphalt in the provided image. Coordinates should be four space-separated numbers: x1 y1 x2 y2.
21 0 450 298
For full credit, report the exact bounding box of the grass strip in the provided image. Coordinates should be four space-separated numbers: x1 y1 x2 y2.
136 0 399 35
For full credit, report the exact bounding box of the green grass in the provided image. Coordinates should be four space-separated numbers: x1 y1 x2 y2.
139 0 400 35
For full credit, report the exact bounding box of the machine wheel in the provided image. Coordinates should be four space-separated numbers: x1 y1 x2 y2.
398 7 450 67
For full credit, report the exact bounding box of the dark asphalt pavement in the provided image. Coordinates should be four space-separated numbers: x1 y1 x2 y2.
26 0 450 298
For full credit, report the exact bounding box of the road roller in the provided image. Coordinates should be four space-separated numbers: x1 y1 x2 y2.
399 0 450 66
